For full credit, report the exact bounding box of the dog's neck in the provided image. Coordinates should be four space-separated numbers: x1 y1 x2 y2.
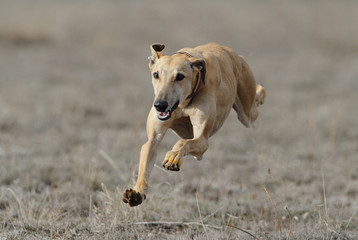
185 70 202 103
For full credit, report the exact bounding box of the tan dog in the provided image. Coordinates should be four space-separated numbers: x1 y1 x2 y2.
123 43 265 207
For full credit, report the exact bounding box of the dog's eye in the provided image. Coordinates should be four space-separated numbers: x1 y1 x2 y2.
175 73 185 81
153 72 159 79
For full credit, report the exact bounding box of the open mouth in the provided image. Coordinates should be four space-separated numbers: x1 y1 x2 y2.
157 111 172 121
157 100 179 121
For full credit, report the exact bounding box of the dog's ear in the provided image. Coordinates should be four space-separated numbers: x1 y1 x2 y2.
149 43 165 66
190 59 206 84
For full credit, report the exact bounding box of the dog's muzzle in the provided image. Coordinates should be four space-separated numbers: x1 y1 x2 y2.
154 100 179 121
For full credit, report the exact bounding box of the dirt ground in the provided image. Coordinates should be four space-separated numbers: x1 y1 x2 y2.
0 0 357 239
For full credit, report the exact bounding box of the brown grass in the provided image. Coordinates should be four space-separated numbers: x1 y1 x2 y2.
0 0 358 239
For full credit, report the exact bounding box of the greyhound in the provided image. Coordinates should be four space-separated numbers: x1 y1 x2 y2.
123 43 266 207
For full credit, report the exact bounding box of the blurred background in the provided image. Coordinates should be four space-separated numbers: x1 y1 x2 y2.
0 0 357 239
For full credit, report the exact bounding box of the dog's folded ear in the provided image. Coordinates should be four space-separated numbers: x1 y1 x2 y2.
149 43 165 66
190 59 206 84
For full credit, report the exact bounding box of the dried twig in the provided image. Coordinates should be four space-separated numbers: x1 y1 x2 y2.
285 207 292 240
99 149 121 176
226 224 260 240
321 171 329 220
133 221 222 230
196 187 208 239
203 206 224 220
263 187 282 240
345 207 357 229
154 163 169 174
6 188 27 222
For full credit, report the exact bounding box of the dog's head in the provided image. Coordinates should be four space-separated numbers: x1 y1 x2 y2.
148 43 206 121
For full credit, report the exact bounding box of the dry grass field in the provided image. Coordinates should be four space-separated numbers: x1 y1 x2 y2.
1 0 358 239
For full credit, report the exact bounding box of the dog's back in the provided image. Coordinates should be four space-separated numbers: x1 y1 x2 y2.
179 43 265 128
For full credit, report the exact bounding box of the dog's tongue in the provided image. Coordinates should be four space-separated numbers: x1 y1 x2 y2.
159 112 169 118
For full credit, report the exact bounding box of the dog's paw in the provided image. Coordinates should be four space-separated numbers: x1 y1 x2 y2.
162 151 183 171
255 84 266 106
122 188 146 207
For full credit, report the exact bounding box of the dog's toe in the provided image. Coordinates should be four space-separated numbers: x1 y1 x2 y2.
162 151 183 171
173 163 180 171
162 159 168 168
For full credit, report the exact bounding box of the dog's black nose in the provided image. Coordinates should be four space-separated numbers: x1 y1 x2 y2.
154 100 168 112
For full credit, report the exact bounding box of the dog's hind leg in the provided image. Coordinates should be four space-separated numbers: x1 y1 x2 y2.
233 84 266 127
232 56 265 127
232 56 256 127
233 99 251 127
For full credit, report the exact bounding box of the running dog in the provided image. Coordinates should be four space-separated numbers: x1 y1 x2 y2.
123 43 266 207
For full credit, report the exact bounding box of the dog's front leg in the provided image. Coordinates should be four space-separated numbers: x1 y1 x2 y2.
162 115 212 171
123 110 167 207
